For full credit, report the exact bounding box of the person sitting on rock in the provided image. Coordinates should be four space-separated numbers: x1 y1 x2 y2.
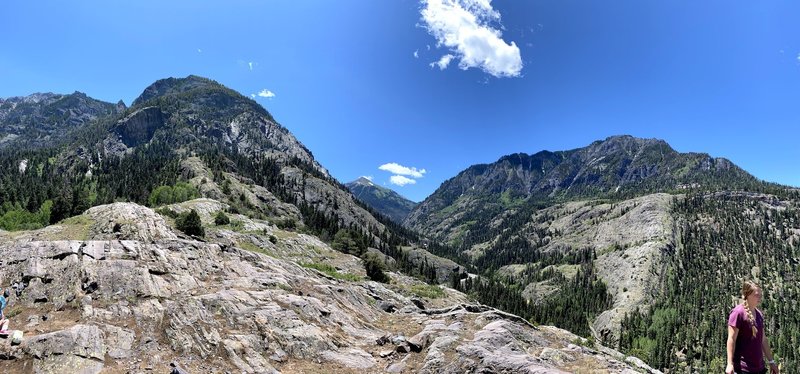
0 288 9 332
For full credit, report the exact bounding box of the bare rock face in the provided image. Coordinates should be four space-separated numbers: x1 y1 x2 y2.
24 324 105 374
111 106 165 148
0 201 658 373
85 202 178 241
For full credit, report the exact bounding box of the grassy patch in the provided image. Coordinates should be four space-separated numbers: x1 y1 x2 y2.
409 284 445 299
55 214 93 240
5 306 21 318
300 262 361 282
272 229 298 240
238 240 280 258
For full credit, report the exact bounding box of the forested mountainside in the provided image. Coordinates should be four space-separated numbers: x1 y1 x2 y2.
403 136 798 372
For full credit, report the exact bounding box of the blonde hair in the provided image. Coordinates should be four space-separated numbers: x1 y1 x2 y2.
741 280 759 338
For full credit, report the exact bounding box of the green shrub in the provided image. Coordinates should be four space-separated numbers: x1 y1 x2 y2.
362 252 389 283
155 207 178 218
276 218 297 230
176 209 204 236
331 229 365 256
214 210 230 225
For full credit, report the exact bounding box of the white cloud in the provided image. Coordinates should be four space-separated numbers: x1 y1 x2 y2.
414 50 419 58
430 54 454 70
250 94 256 98
256 89 276 99
797 53 800 62
419 0 522 78
379 163 427 178
248 62 254 71
197 48 202 53
390 175 417 186
362 175 374 181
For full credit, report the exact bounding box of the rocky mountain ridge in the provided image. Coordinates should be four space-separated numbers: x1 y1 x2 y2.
0 91 122 148
346 177 418 223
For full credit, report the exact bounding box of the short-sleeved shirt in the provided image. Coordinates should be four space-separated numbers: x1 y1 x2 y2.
728 304 764 372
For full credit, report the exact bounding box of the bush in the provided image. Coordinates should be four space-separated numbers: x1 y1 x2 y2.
214 210 230 225
332 229 365 256
155 207 178 218
176 209 204 237
276 218 297 230
363 252 389 283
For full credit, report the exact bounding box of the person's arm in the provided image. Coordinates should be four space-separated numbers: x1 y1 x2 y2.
762 332 778 373
726 325 738 374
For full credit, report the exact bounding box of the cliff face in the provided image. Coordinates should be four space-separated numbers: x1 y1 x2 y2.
0 200 658 373
110 106 166 148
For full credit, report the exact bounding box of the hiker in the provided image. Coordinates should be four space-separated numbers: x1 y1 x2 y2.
0 288 9 332
725 280 779 374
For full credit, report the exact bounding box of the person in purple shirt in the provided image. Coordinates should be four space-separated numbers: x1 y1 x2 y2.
725 280 779 374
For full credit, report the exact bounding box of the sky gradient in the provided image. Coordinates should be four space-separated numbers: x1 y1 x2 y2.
2 1 799 202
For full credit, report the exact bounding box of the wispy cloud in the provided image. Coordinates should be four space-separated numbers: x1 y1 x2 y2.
379 163 426 178
248 62 254 71
414 50 419 59
390 175 417 186
254 89 276 99
197 48 202 53
430 54 454 70
419 0 522 78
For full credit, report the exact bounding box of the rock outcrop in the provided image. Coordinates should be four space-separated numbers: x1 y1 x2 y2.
0 201 659 373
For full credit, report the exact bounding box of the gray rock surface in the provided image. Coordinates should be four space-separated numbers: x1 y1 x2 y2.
0 201 659 373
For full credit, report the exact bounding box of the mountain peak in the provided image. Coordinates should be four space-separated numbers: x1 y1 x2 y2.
131 75 223 107
346 178 418 223
351 176 375 186
588 135 670 150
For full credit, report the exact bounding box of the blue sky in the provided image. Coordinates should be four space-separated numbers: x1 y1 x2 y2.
2 1 800 202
